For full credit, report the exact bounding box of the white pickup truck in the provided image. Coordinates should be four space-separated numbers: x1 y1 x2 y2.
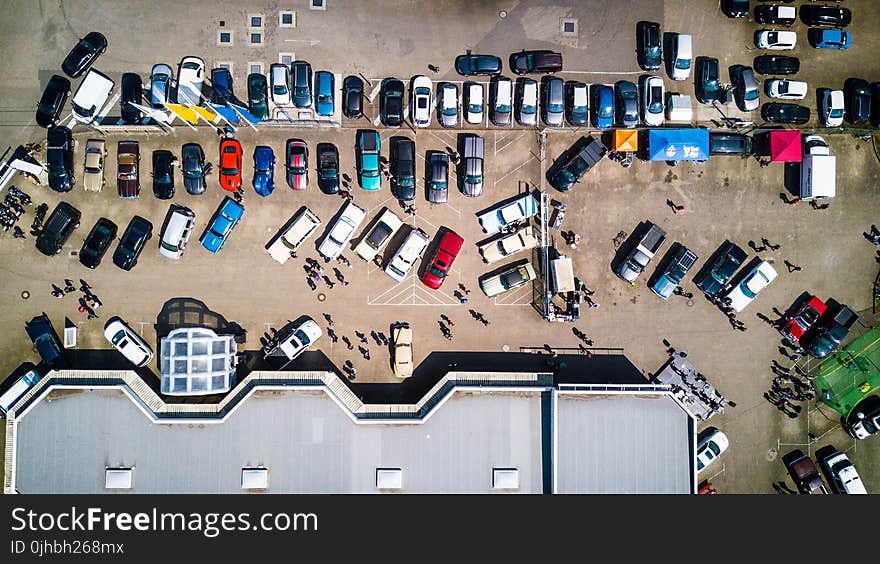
265 207 321 264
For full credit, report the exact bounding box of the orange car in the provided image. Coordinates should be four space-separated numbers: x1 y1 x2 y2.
218 138 242 191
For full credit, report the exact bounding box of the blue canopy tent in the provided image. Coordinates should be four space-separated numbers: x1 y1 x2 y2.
647 128 709 162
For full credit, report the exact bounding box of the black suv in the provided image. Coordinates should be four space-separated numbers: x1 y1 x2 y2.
46 126 75 193
36 201 81 256
753 55 799 75
61 31 107 78
695 57 721 104
546 135 607 192
454 53 502 76
761 103 810 125
380 78 405 127
802 305 859 359
844 78 871 126
113 215 153 271
79 217 118 269
709 132 752 156
36 75 71 128
181 143 206 195
342 75 364 119
721 0 749 18
636 21 662 71
694 241 747 296
121 72 143 124
509 50 563 75
800 5 852 28
152 149 176 199
390 137 416 201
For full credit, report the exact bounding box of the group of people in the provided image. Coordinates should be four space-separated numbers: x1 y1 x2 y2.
51 279 102 320
765 360 814 419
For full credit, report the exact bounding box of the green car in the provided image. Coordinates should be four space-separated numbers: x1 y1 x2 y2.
357 130 381 191
247 73 269 120
480 261 537 298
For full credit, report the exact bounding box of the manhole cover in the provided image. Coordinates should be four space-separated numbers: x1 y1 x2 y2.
499 10 507 18
21 290 29 300
317 293 327 302
766 448 778 462
502 344 510 352
686 299 694 307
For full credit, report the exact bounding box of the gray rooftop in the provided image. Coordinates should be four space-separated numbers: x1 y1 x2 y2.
9 374 694 494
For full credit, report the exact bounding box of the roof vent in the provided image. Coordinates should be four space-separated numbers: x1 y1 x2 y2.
105 468 133 489
376 468 403 490
241 467 269 490
493 468 519 489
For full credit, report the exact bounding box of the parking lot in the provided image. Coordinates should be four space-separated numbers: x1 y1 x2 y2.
2 0 880 494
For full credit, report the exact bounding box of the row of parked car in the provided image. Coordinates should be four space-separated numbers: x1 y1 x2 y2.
721 2 854 50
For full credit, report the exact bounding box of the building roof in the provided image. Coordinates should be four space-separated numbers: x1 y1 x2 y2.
6 370 695 494
159 327 236 395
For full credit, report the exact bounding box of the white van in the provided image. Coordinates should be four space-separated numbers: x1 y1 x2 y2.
266 207 321 264
670 34 693 81
159 204 196 260
385 228 430 283
0 368 41 417
800 135 835 201
71 69 115 124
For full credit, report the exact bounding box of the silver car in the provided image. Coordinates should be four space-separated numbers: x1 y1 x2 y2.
460 134 484 197
149 64 173 108
437 83 458 127
516 78 538 126
270 63 291 106
542 77 564 127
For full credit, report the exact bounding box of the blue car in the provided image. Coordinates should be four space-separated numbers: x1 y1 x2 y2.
808 28 851 50
315 71 334 117
591 84 614 129
200 196 244 253
252 146 276 197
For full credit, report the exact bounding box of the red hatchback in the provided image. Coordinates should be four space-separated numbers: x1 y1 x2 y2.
420 229 464 289
780 295 827 343
218 138 243 191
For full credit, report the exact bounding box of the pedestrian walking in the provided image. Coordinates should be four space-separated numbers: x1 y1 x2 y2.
666 199 680 213
458 283 470 295
428 64 439 73
51 284 65 298
761 238 781 251
338 255 353 269
342 336 354 350
784 260 802 273
327 328 339 343
356 331 368 344
589 302 600 308
323 276 335 289
324 313 335 327
441 314 454 327
786 197 801 205
307 277 317 291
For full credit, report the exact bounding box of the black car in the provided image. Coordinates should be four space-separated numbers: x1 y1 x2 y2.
427 151 448 204
342 75 364 119
46 125 75 193
247 73 269 119
546 135 607 192
121 73 143 124
761 103 810 124
113 215 153 271
454 53 502 76
636 21 662 71
380 78 405 127
509 50 563 75
181 143 206 195
802 305 859 359
844 78 871 126
152 149 176 199
291 60 312 108
800 5 851 28
61 31 107 78
753 55 799 75
695 57 721 104
36 75 71 128
709 132 752 156
390 137 416 201
871 82 880 128
211 68 233 105
35 201 81 256
694 241 747 296
79 217 118 269
721 0 749 18
316 142 339 194
754 4 796 26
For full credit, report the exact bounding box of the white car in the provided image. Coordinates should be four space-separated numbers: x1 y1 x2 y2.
642 75 665 126
70 69 115 124
479 224 539 264
517 78 538 126
755 30 797 51
391 322 413 379
317 200 366 260
353 208 404 263
270 63 291 106
820 89 845 127
159 205 196 260
176 56 205 105
437 82 458 128
765 79 807 100
277 317 322 361
104 317 154 368
465 82 484 125
696 428 729 472
385 228 430 283
821 451 867 495
723 260 778 313
410 75 432 127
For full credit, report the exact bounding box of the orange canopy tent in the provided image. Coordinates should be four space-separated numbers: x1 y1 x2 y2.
613 129 638 152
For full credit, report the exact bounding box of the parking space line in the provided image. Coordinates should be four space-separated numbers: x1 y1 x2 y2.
494 158 535 186
494 131 524 156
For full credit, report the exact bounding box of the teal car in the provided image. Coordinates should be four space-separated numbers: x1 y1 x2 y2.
357 130 381 191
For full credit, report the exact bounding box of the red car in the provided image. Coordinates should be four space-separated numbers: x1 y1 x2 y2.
285 138 308 190
218 138 243 191
780 295 827 343
420 229 464 289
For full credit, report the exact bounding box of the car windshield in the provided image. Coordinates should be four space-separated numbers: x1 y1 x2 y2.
469 103 482 113
744 88 759 101
111 330 128 346
465 174 482 184
294 329 310 346
428 266 446 278
675 58 691 70
160 241 179 252
71 102 95 118
522 103 536 114
830 108 844 118
273 84 287 94
549 101 563 112
295 86 308 96
742 271 769 298
598 105 613 118
567 156 590 177
649 87 663 112
222 167 238 176
318 94 331 103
